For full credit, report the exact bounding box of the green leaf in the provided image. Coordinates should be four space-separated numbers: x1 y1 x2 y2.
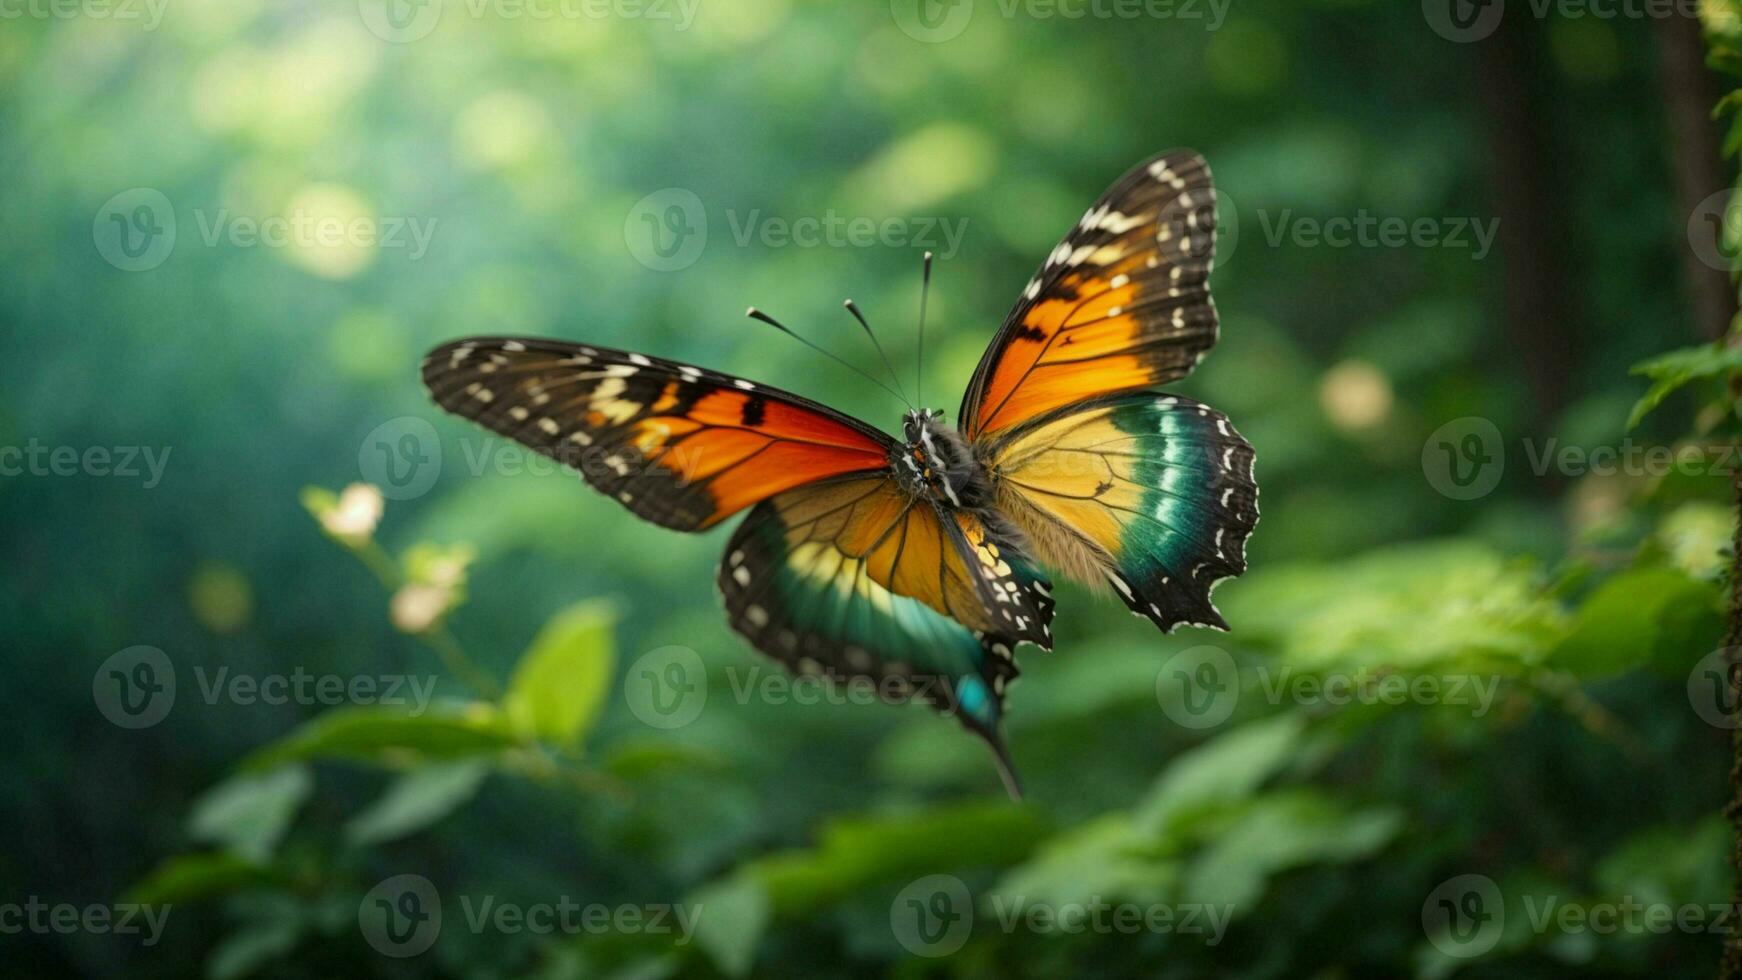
125 852 283 906
207 916 304 980
1183 789 1404 911
1218 540 1564 678
1133 713 1307 841
1594 817 1731 909
729 801 1049 914
187 766 313 863
688 874 770 978
993 814 1180 909
503 600 617 748
343 760 490 846
241 703 521 771
1550 567 1720 679
1625 342 1742 430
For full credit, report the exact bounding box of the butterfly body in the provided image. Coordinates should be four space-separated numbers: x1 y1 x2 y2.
895 408 991 510
421 150 1257 798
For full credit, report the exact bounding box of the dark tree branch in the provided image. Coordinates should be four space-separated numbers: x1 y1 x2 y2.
1657 12 1738 342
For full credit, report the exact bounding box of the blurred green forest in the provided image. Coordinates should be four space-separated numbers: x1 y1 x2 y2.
6 0 1742 976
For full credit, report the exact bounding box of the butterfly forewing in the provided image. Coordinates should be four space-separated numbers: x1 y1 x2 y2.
421 338 894 531
960 150 1219 440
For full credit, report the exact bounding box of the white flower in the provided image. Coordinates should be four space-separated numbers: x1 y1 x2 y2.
392 583 453 634
322 483 384 543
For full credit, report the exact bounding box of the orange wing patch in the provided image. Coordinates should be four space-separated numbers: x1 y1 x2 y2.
422 338 894 532
961 151 1221 441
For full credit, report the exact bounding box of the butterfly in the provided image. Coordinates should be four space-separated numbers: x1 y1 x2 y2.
420 150 1258 798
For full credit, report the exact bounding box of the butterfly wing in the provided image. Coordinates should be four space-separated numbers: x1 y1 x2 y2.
717 473 1054 797
421 337 894 531
985 393 1257 632
958 150 1219 440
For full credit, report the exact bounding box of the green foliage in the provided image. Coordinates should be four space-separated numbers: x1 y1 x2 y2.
1627 342 1742 430
343 761 491 846
1 4 1733 977
503 601 617 747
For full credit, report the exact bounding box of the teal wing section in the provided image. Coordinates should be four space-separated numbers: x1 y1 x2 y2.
716 474 1053 797
990 392 1258 632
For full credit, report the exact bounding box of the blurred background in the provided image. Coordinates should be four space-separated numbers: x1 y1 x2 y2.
5 0 1742 976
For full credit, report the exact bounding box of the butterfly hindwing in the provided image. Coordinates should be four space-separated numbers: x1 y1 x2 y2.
986 393 1257 632
717 473 1053 793
959 150 1219 439
421 338 894 531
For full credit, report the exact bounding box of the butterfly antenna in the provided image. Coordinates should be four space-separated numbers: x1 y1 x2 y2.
745 307 909 405
915 251 934 410
842 299 912 410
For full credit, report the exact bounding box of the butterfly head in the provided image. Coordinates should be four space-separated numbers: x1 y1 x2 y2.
901 407 946 446
896 408 987 509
